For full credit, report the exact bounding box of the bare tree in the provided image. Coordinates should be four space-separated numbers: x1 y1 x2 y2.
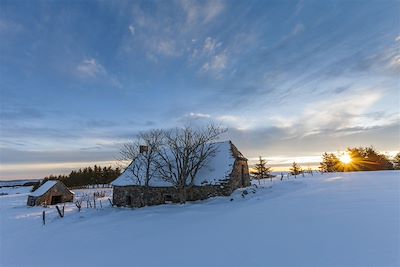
118 129 164 187
155 125 226 203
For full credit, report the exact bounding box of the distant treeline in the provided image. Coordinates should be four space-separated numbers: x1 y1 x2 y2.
33 165 121 191
320 147 400 172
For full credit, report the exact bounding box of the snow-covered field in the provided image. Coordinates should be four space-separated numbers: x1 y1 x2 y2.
1 171 399 267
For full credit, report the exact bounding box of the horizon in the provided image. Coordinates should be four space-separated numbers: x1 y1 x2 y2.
1 0 399 180
1 147 398 181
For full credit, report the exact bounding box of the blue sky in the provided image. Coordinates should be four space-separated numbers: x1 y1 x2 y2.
0 0 399 179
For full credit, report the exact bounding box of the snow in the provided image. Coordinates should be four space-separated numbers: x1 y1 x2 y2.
0 179 39 187
29 180 58 197
0 186 33 195
112 141 235 187
1 171 399 267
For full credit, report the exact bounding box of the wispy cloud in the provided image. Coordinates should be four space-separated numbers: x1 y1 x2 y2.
200 51 228 76
155 39 181 57
76 58 106 78
180 0 225 25
123 1 226 64
186 112 211 119
203 37 222 55
0 19 22 33
295 0 305 16
292 23 305 35
128 24 135 35
76 58 121 87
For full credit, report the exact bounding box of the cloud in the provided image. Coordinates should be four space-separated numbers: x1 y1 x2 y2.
127 5 184 59
300 90 382 135
292 23 305 35
76 58 106 78
224 120 400 162
0 19 22 33
84 119 118 128
123 2 227 66
178 112 253 131
189 36 230 77
203 37 222 55
186 112 211 119
128 24 135 35
295 0 305 15
200 50 228 75
155 39 180 57
76 58 121 87
180 0 225 24
185 87 391 141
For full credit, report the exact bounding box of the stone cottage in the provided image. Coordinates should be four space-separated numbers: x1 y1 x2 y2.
112 140 250 207
27 180 74 206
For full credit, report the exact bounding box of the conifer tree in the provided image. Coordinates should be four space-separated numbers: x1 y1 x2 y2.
394 152 400 170
251 156 271 184
319 153 341 172
290 162 302 177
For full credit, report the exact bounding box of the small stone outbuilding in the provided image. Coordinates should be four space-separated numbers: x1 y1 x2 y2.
27 180 74 206
112 140 250 208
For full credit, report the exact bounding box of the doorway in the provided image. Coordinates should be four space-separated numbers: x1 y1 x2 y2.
51 195 62 205
126 195 132 206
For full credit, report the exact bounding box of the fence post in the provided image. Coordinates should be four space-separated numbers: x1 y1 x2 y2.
56 205 64 218
42 211 46 226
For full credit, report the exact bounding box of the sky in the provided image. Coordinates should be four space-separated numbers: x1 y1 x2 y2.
0 0 399 179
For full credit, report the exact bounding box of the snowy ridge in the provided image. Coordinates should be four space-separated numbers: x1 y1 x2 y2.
112 141 235 187
29 181 58 197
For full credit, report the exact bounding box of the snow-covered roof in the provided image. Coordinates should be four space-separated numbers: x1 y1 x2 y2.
112 141 237 187
29 181 58 197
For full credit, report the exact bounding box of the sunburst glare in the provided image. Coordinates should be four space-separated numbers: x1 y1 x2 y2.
340 153 352 164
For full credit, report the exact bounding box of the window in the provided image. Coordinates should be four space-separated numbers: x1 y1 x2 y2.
164 194 172 202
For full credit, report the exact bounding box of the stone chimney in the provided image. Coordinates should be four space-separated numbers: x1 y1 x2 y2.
139 145 148 153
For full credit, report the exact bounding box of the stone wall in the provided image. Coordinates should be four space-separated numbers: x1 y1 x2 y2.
112 141 251 208
112 158 250 208
228 158 251 191
113 184 235 208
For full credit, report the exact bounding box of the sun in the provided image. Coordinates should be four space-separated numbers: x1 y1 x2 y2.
340 153 352 164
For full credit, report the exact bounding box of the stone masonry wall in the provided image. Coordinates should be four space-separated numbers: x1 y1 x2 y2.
112 141 251 208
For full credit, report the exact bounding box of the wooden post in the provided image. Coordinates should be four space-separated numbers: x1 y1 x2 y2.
99 200 102 208
42 211 45 226
93 193 96 209
75 201 81 212
56 205 64 218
